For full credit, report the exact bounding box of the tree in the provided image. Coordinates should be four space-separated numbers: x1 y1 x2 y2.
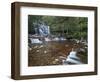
28 15 87 40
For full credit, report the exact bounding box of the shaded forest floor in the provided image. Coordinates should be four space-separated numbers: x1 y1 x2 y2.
28 40 87 66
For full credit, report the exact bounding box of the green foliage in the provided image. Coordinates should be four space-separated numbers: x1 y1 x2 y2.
28 15 87 40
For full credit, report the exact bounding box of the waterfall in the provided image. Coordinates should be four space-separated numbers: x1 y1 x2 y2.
62 49 83 65
34 23 50 36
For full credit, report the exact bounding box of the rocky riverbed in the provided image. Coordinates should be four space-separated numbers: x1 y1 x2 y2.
28 40 87 66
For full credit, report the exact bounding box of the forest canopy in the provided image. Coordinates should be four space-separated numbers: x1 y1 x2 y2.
28 15 88 40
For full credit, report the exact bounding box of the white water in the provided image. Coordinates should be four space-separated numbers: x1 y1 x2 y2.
63 51 83 65
30 38 42 44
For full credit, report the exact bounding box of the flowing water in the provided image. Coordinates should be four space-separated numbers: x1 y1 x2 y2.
28 40 87 66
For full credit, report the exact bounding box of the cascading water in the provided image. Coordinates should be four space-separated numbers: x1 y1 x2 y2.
35 23 50 36
62 49 83 65
29 22 50 44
